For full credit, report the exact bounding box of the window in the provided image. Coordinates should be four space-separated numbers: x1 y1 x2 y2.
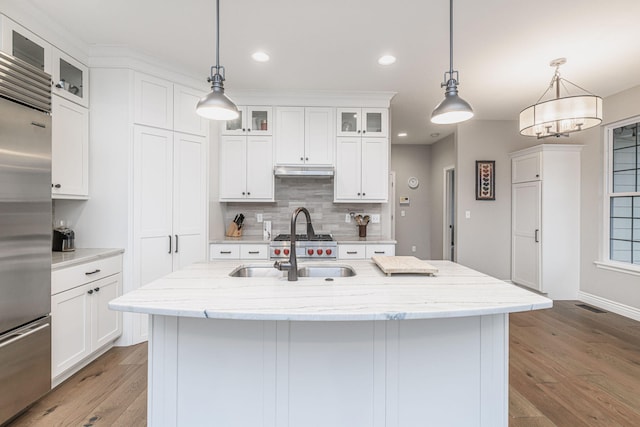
607 119 640 266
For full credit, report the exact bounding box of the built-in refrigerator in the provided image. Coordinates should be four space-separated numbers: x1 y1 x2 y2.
0 50 52 424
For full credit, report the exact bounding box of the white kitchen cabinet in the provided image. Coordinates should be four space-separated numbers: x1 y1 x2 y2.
219 135 274 201
335 137 388 202
209 243 269 260
51 254 123 385
134 126 208 278
338 244 395 259
274 106 334 165
510 144 582 299
51 94 89 199
52 48 89 108
336 108 388 138
174 84 209 136
222 106 273 136
0 15 53 74
134 72 174 130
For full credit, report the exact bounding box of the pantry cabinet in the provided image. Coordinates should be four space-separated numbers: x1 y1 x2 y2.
51 254 123 385
134 126 208 276
274 106 334 165
51 95 89 199
174 84 209 136
510 144 582 299
219 135 274 201
335 137 388 202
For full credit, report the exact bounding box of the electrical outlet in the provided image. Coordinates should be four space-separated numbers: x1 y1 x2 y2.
401 210 406 217
411 245 416 252
256 213 263 223
465 210 471 219
371 214 380 223
345 214 351 223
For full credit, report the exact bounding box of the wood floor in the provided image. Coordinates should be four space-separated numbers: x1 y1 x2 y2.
8 300 640 426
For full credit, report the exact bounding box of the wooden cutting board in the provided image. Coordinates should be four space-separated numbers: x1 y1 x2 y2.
371 256 438 276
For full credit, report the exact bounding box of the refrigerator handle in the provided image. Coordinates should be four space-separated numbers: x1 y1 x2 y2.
0 323 49 350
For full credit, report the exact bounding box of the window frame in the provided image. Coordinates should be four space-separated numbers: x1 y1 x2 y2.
600 116 640 274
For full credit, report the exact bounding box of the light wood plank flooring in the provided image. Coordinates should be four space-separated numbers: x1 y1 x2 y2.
8 300 640 426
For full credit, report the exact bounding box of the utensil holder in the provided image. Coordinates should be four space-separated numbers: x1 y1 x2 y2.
358 225 367 238
226 222 242 238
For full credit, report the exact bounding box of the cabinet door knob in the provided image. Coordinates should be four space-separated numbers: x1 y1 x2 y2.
362 130 366 134
300 157 304 161
305 157 309 161
242 128 246 132
242 192 246 195
357 192 361 196
53 184 61 189
247 128 251 132
94 287 100 292
357 130 361 134
87 289 94 295
362 192 366 196
247 192 251 196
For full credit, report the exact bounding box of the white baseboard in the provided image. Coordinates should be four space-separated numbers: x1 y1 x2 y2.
578 291 640 322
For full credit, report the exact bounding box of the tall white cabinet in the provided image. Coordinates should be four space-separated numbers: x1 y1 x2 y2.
510 144 582 299
76 63 209 345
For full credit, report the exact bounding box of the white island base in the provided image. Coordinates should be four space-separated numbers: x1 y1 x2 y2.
149 314 507 427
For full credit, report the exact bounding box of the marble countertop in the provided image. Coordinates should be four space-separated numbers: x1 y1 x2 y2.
109 259 552 321
52 248 124 270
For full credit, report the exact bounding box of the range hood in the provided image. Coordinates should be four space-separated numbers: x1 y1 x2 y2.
274 165 334 178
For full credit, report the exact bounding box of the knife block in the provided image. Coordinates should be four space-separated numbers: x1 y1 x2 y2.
225 221 242 237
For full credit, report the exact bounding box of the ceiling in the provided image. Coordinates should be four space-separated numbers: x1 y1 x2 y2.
11 0 640 144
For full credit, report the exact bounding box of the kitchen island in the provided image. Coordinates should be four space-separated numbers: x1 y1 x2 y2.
109 260 551 427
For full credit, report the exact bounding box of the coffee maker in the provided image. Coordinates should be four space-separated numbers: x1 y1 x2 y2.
52 222 75 252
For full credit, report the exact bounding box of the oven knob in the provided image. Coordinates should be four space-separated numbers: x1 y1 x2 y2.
307 249 314 255
284 249 290 255
274 249 281 255
317 249 323 255
326 249 332 256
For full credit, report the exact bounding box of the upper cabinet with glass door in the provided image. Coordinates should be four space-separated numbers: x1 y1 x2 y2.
336 108 388 138
1 15 89 108
0 15 53 75
222 106 273 136
52 49 89 108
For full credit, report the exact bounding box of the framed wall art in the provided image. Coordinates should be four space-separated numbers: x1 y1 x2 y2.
475 160 495 200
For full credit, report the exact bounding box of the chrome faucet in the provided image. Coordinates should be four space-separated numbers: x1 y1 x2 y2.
274 207 316 281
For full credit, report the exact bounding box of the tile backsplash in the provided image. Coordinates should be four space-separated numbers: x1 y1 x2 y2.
224 178 384 239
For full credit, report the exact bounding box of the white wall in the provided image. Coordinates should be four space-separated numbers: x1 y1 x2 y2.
579 85 640 313
390 145 432 258
455 120 533 280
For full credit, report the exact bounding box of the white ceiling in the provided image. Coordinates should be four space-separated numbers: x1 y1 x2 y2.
12 0 640 144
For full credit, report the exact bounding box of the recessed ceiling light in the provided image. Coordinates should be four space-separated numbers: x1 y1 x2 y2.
252 51 270 62
397 132 407 137
378 55 396 66
430 133 441 138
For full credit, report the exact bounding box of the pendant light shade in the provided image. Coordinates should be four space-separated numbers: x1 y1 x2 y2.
196 0 239 121
431 0 473 125
519 58 602 138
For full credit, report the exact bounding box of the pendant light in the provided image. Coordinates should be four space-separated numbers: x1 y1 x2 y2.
519 58 602 138
196 0 239 120
431 0 474 124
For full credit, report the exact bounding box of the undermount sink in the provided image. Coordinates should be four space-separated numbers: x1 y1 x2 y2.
229 264 356 278
296 264 356 278
229 264 286 278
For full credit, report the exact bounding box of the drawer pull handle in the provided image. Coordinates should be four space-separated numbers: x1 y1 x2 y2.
374 251 385 254
85 269 101 275
87 289 94 295
220 251 232 254
94 287 100 292
347 251 358 254
248 251 259 254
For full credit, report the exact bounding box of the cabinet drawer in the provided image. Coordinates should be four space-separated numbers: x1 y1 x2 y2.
52 255 123 295
209 244 240 260
240 244 269 260
338 245 366 259
365 244 396 258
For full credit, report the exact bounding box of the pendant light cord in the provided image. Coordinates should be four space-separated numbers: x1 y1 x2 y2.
449 0 453 75
216 0 220 70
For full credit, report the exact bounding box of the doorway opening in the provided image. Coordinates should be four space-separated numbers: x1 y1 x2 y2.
443 166 455 261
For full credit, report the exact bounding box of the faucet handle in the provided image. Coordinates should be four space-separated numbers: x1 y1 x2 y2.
274 260 292 271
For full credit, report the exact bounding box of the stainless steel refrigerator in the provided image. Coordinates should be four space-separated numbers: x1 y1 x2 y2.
0 51 53 424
